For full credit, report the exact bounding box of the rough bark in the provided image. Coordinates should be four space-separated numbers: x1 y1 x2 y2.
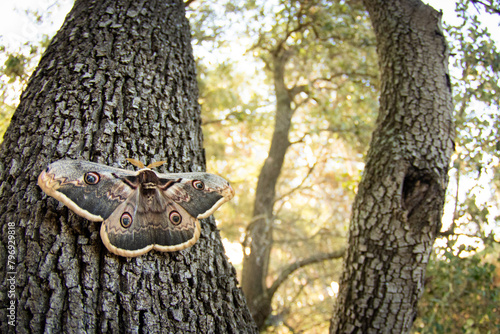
330 0 454 333
0 0 257 333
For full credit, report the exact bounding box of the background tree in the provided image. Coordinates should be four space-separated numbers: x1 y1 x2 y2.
330 0 455 332
241 1 376 328
0 0 257 332
190 0 379 329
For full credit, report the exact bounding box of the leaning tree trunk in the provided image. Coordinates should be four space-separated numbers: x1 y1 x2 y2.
0 0 257 333
241 50 295 328
330 0 454 333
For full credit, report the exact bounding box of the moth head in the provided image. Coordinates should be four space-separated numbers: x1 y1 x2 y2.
126 158 167 170
126 158 145 169
137 169 161 188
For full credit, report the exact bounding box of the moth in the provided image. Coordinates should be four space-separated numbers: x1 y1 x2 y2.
37 158 234 257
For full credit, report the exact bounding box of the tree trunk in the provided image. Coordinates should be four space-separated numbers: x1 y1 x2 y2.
330 0 454 333
241 50 294 328
0 0 257 333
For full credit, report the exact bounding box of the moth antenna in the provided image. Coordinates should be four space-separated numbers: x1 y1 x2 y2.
126 158 145 169
147 161 168 169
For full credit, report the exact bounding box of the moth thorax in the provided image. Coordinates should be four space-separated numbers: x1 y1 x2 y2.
142 182 156 190
138 170 161 202
138 170 160 187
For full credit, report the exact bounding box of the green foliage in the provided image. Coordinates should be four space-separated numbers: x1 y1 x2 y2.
195 58 274 240
0 102 15 140
445 0 500 229
0 36 50 140
413 247 500 334
3 54 29 81
248 0 379 151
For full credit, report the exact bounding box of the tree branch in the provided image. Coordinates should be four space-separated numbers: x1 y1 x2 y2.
274 160 318 204
470 0 500 15
289 84 308 99
267 249 346 298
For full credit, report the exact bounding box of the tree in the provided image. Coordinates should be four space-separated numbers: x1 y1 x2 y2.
414 1 500 331
0 0 257 332
209 1 378 329
331 0 455 332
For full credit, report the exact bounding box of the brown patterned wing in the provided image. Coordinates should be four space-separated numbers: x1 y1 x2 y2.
157 172 235 219
38 159 137 221
100 188 201 257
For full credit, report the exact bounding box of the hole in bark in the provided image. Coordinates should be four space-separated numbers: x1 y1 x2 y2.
402 168 432 216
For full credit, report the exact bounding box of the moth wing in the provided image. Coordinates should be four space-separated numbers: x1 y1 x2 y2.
100 189 201 257
38 159 137 221
157 172 235 219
